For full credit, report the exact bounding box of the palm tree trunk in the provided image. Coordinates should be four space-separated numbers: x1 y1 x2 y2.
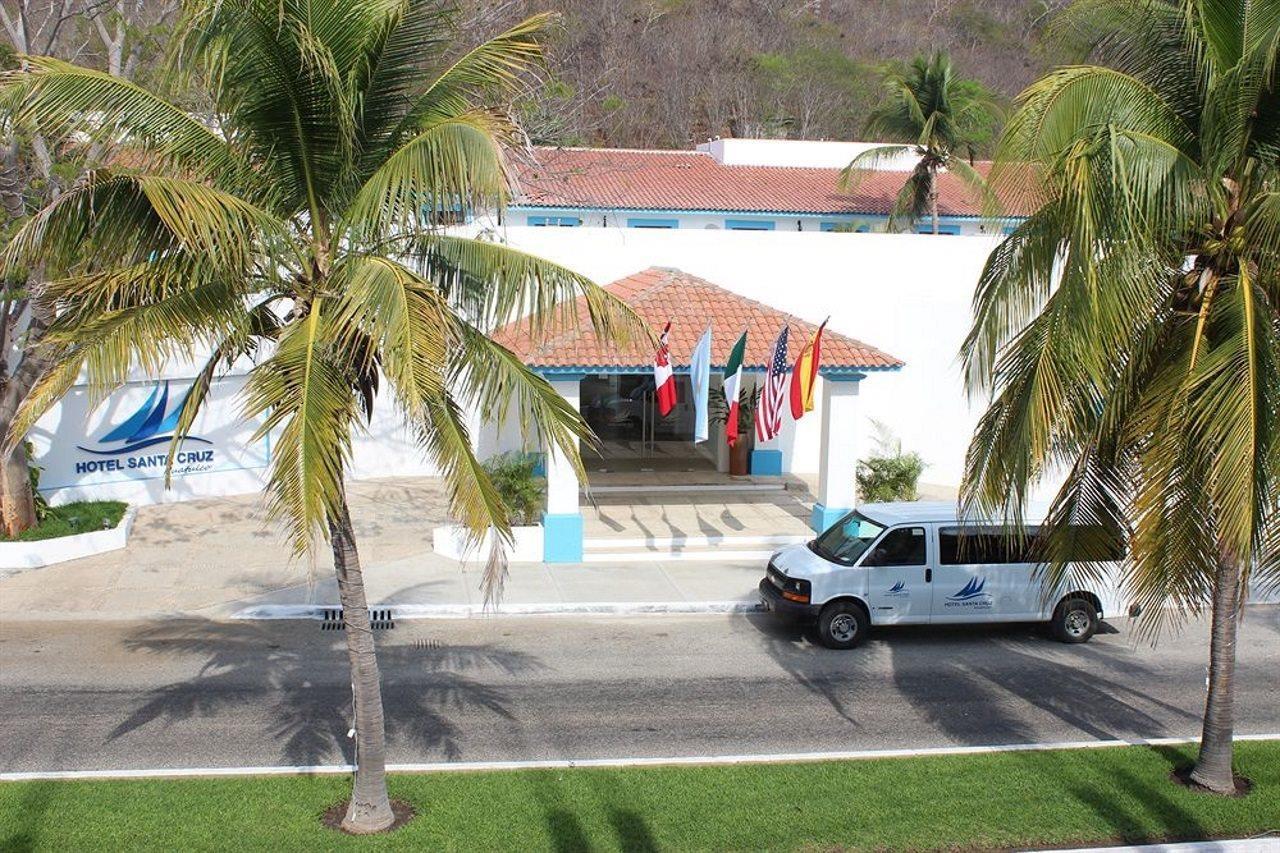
0 439 38 537
329 494 395 833
1189 550 1242 794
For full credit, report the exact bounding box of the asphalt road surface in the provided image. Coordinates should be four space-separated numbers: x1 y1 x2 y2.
1 608 1278 773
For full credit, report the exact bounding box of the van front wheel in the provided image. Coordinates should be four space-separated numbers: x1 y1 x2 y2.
1051 597 1099 644
817 601 869 650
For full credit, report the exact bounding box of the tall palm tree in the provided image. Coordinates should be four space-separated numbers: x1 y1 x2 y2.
840 52 1000 234
1 0 639 833
962 0 1279 795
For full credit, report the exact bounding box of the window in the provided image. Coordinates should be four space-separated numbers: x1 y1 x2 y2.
862 527 927 567
812 512 885 565
626 217 680 229
527 215 582 227
916 224 962 235
940 526 1037 565
725 219 776 231
940 525 1124 565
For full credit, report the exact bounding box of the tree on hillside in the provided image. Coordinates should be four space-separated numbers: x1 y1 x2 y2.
840 52 1001 234
962 0 1279 794
0 0 183 538
1 0 639 833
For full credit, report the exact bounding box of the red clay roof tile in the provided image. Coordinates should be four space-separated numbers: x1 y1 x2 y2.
509 146 1021 218
491 267 903 372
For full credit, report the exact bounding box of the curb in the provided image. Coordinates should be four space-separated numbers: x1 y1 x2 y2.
231 600 767 621
4 733 1277 783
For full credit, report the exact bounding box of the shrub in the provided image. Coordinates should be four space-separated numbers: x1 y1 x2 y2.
857 424 925 502
482 452 545 526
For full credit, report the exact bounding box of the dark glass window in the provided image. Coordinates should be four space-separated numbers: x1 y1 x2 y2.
939 526 1039 565
863 527 927 567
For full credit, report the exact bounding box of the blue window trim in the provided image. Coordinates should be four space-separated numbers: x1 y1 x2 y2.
1002 225 1018 235
626 217 679 229
725 219 775 231
916 224 962 235
527 215 582 227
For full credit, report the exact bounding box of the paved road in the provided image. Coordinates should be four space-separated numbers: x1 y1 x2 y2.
1 608 1277 773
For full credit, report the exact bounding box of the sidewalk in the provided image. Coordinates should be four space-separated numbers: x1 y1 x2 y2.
0 477 771 622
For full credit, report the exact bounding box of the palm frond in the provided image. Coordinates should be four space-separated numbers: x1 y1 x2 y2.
0 56 246 187
243 301 360 555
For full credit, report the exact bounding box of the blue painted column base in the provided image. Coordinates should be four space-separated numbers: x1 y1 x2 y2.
750 449 783 476
543 512 584 563
811 503 850 534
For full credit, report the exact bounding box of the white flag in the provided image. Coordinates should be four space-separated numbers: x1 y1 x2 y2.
690 323 712 443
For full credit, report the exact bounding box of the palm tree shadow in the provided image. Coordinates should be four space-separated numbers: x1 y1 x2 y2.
108 618 544 765
0 781 57 853
745 612 869 725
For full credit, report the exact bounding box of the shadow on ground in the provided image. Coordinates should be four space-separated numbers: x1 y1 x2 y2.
108 618 543 764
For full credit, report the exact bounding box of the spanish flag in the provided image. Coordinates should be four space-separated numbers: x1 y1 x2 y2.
789 319 826 420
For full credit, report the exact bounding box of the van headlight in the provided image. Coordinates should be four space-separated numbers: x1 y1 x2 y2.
768 563 811 603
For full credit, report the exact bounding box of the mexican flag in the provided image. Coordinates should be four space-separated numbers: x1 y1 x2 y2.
723 331 748 447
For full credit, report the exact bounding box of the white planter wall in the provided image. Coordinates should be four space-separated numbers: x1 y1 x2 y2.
0 506 137 569
432 524 544 563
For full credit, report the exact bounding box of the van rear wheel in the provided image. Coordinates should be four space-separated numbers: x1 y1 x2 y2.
817 601 869 650
1051 597 1099 644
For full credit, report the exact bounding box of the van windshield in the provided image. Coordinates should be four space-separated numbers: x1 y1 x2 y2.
812 512 886 565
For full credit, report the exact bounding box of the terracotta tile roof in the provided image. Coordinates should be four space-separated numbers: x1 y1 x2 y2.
491 267 903 372
509 146 1026 218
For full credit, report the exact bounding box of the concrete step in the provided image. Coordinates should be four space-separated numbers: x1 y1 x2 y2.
581 532 808 563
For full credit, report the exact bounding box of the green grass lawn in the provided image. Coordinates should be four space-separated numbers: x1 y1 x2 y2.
2 501 128 542
2 741 1277 851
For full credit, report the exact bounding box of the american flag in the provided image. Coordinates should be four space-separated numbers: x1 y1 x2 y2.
756 325 789 442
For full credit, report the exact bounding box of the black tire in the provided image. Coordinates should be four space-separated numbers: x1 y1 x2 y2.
817 601 870 650
1051 596 1099 644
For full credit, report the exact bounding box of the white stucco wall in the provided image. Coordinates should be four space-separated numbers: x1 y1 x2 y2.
27 226 1012 506
487 226 1004 490
30 361 441 507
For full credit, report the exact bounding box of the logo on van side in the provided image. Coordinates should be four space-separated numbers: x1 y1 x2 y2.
886 580 909 597
944 576 993 608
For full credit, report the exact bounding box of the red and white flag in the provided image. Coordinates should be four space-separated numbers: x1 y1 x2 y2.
653 321 677 416
756 325 790 442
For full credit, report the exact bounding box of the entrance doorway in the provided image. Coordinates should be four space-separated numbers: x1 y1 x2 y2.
580 373 714 472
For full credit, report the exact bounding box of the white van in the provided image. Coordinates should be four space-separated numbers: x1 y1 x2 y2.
758 501 1121 649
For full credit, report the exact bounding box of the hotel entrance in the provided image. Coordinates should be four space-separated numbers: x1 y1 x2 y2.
579 373 715 471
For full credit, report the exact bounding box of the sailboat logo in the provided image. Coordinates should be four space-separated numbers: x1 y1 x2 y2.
77 381 211 456
947 576 989 602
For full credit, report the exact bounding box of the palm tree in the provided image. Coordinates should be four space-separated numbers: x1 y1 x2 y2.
961 0 1279 795
840 52 1000 234
1 0 638 833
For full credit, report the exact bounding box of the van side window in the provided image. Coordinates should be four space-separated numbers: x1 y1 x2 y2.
863 527 927 566
939 526 1041 565
939 525 1124 564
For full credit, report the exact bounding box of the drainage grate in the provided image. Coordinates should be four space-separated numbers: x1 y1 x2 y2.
319 607 395 631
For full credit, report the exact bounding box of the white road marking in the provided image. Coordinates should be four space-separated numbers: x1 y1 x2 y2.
3 733 1277 783
232 600 766 620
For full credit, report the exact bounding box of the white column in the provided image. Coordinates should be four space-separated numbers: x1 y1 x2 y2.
813 375 860 532
543 374 584 561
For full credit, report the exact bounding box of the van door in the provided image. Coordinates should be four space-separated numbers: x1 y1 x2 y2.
932 525 998 623
860 525 931 624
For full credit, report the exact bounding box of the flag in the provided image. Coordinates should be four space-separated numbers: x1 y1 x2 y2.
690 323 712 443
653 321 677 416
723 331 748 447
756 325 789 442
789 319 827 420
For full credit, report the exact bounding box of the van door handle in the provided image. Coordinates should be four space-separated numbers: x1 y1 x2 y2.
925 568 932 583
